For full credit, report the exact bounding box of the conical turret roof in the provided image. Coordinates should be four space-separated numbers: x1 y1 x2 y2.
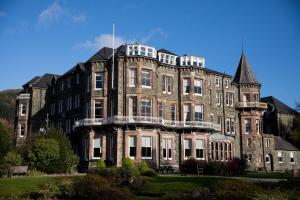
233 52 260 85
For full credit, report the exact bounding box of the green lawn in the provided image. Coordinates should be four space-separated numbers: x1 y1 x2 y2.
0 176 71 196
241 171 293 179
132 176 220 199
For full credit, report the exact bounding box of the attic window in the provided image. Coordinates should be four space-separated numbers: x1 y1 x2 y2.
180 55 204 67
126 44 156 58
158 52 177 65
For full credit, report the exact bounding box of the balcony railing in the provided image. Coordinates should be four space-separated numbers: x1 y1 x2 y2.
74 116 221 131
236 101 267 109
17 93 30 100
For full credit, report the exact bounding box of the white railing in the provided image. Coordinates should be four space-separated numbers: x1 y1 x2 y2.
17 93 30 100
74 116 221 131
236 101 267 109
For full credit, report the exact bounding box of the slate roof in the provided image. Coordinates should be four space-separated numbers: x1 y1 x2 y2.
261 96 299 115
158 48 177 56
233 52 260 85
204 68 232 78
274 136 299 151
23 73 60 88
87 47 113 62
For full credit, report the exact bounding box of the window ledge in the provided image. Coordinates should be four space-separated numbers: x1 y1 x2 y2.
142 86 152 89
142 157 152 159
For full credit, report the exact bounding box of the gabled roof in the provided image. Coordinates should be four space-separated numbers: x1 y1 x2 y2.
158 48 177 56
261 96 299 115
232 52 260 85
274 136 299 151
87 47 113 62
62 62 85 77
23 73 60 88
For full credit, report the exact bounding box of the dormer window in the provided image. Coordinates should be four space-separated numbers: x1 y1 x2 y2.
158 52 177 65
179 55 205 67
126 44 156 58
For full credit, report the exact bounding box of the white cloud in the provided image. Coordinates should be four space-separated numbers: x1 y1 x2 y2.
0 11 6 17
72 14 86 23
78 34 134 50
141 28 168 44
38 1 63 24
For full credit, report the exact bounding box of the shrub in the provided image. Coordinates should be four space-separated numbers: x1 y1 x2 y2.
141 168 158 177
122 157 134 170
180 158 199 174
4 151 22 166
74 174 130 200
97 159 106 169
44 128 79 173
0 164 11 177
27 168 45 176
27 138 60 172
139 160 149 173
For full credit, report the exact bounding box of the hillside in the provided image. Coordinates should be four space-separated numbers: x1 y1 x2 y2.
0 89 22 126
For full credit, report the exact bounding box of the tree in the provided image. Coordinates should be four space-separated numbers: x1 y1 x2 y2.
44 128 78 173
27 138 60 172
0 119 12 162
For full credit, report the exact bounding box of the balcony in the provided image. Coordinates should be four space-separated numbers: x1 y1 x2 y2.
236 101 267 109
17 93 30 100
74 116 221 131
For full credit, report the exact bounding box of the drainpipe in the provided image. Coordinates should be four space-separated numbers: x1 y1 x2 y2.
157 129 161 168
221 74 226 134
122 55 127 162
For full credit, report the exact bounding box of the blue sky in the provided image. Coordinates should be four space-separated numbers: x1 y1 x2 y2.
0 0 299 108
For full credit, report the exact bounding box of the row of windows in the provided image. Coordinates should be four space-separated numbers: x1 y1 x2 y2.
276 152 295 163
51 95 80 115
211 142 234 161
244 119 261 134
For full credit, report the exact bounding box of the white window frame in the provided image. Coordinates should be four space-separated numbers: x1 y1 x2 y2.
141 70 152 88
265 139 271 147
245 118 251 134
19 123 25 137
141 99 152 121
184 139 192 159
129 96 137 121
215 77 220 87
183 78 191 95
171 104 176 124
158 102 163 119
129 68 137 87
290 152 295 163
162 138 172 160
93 138 102 159
194 78 202 96
277 151 283 163
129 136 136 159
94 100 103 118
95 73 103 90
141 136 152 159
225 79 229 88
195 105 203 122
183 104 191 124
20 104 27 116
196 139 204 160
167 76 172 94
256 119 260 134
216 92 221 106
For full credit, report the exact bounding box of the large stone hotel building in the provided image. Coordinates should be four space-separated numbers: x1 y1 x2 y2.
14 44 300 171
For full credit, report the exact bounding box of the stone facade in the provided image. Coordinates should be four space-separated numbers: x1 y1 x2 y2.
14 44 300 171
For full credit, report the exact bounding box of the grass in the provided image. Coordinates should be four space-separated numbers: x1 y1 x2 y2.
0 176 78 197
132 176 220 199
241 171 293 179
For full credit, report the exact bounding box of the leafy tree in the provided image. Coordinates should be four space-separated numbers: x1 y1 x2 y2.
44 128 78 173
97 159 106 169
28 138 60 172
4 151 22 166
0 120 12 161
